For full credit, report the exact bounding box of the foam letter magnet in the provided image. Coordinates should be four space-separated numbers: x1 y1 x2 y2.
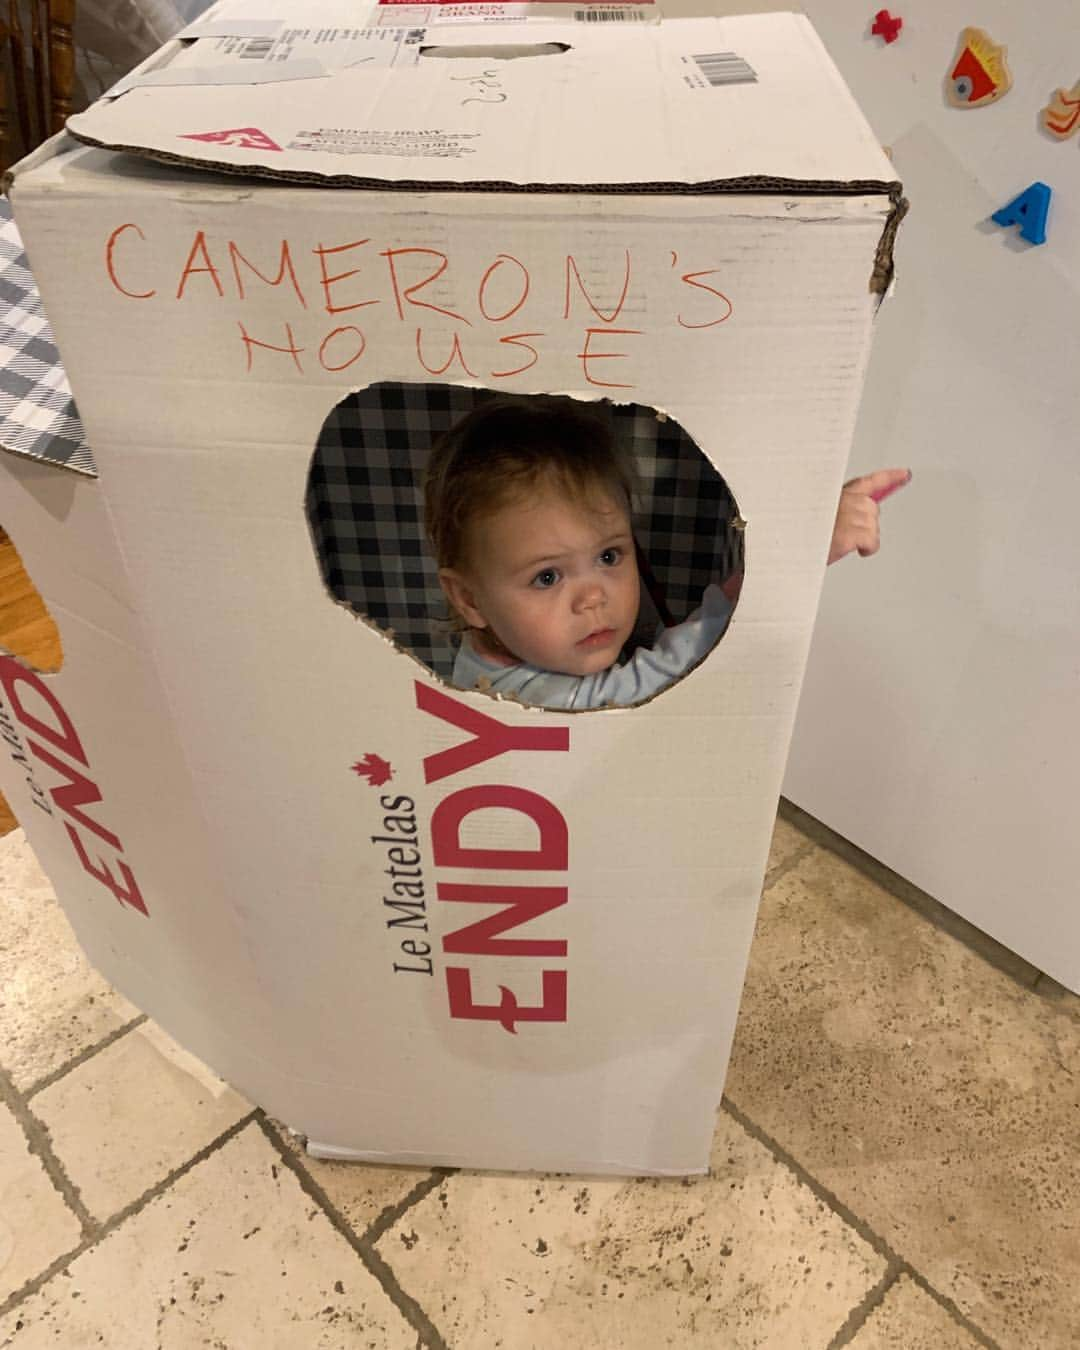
992 183 1052 246
948 28 1012 108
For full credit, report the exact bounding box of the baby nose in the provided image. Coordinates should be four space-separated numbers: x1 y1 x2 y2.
574 580 606 612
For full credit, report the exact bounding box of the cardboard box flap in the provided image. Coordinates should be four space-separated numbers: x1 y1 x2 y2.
65 12 898 194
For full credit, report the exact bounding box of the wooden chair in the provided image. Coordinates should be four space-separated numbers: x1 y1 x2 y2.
1 0 77 174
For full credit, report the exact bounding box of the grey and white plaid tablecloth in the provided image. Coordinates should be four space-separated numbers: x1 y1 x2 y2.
0 196 96 476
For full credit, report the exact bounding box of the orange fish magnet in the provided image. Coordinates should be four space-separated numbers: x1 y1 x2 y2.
1042 81 1080 139
947 27 1012 108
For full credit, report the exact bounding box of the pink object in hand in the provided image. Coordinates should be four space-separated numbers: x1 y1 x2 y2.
869 474 911 504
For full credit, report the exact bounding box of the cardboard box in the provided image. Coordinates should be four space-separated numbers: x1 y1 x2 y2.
2 5 901 1174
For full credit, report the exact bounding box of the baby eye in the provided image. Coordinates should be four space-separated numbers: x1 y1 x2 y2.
531 567 561 589
598 547 623 567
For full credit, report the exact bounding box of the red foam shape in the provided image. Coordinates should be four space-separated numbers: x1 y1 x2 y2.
871 9 903 43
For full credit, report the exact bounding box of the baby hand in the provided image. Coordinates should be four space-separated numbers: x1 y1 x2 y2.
828 468 911 565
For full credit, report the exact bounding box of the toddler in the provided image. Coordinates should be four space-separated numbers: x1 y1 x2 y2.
423 398 908 711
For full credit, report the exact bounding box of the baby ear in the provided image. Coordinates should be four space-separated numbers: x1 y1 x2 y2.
439 568 487 630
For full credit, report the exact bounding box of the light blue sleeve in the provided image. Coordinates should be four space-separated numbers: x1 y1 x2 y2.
449 584 734 711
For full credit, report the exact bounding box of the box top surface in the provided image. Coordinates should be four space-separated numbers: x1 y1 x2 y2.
57 6 898 194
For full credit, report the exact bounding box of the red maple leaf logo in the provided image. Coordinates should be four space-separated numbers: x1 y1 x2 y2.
352 753 393 787
180 127 283 152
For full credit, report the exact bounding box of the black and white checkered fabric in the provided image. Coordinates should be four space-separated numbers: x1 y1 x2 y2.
0 198 96 477
307 384 743 680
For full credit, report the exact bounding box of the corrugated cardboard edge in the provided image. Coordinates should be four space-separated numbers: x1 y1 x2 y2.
872 189 908 296
0 440 97 477
1 126 74 193
58 128 907 295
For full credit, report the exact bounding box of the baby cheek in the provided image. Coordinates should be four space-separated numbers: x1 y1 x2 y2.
510 589 551 630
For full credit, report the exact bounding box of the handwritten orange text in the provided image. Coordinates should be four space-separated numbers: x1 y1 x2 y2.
104 227 735 389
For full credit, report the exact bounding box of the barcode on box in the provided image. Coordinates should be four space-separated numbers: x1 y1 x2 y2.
574 8 649 21
239 36 274 59
690 51 756 86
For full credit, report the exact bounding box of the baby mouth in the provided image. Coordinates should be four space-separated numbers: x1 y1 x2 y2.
578 628 616 648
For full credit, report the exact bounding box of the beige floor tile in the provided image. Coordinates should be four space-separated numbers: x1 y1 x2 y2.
767 812 810 878
0 1100 81 1304
728 845 1080 1350
31 1020 252 1223
376 1109 886 1348
848 1276 985 1350
0 831 140 1092
271 1120 437 1240
0 1122 417 1348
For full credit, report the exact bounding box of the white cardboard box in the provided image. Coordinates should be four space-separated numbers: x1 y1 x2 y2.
2 6 900 1174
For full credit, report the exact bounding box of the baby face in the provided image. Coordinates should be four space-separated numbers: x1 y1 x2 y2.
444 485 641 677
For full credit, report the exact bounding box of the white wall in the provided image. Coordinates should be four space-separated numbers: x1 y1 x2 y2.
663 0 1080 988
747 2 1080 989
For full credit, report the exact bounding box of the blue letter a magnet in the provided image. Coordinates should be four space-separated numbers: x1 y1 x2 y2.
992 182 1052 245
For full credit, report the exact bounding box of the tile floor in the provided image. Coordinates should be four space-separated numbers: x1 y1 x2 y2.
1 810 1077 1349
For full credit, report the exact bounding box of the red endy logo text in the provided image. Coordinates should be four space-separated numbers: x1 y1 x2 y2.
0 657 147 915
417 682 570 1033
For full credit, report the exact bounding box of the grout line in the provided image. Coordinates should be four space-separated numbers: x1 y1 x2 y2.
23 1013 149 1102
355 1241 452 1350
0 1110 257 1320
722 1096 1003 1350
0 1241 88 1320
721 1096 898 1269
826 1262 902 1348
256 1115 451 1350
763 837 815 892
362 1169 457 1248
911 1277 1007 1350
255 1115 450 1249
0 1064 95 1237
